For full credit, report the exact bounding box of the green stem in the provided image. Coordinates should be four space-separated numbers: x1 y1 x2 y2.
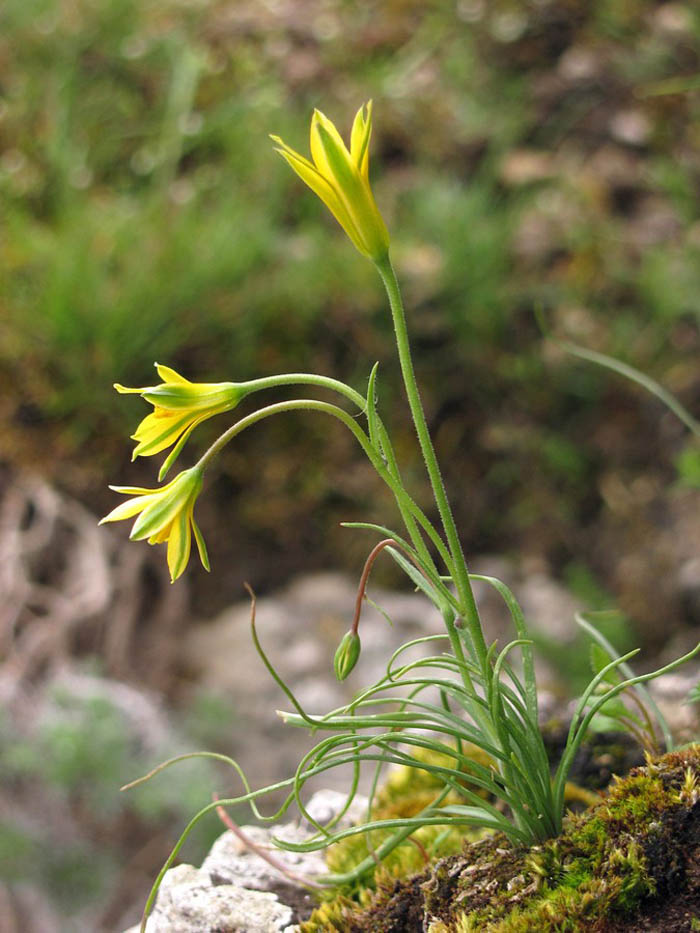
241 372 366 410
239 372 445 577
375 419 444 580
196 399 454 599
375 255 488 671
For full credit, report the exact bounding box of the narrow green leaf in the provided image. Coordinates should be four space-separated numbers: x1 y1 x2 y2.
366 361 381 453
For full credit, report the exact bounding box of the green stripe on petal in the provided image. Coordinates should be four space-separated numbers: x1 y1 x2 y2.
132 412 194 458
167 506 192 581
192 517 210 571
272 103 389 260
310 109 354 181
130 472 197 541
143 384 240 411
158 419 202 481
313 121 387 257
350 102 371 179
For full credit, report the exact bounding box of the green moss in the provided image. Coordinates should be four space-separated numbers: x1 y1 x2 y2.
300 745 492 931
302 745 700 932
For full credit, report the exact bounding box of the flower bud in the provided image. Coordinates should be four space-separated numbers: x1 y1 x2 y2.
333 630 361 681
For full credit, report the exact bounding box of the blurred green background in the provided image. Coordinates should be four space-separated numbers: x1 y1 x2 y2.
1 0 699 929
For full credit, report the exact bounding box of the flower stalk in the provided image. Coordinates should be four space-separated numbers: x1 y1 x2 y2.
103 103 700 933
375 254 489 673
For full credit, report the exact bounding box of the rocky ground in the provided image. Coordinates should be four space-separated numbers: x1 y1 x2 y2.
1 470 697 931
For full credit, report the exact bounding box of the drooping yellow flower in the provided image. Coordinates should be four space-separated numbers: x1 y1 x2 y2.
116 363 246 480
271 101 390 261
100 467 209 582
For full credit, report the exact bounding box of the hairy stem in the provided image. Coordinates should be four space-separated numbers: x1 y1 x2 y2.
375 255 488 673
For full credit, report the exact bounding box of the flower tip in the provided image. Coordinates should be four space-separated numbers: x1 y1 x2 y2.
311 108 327 128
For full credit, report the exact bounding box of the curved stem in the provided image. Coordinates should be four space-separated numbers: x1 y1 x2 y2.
348 540 472 699
237 371 447 578
375 255 488 671
241 372 366 410
196 399 453 590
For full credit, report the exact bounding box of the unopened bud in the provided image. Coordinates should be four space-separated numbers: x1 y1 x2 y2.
333 631 361 681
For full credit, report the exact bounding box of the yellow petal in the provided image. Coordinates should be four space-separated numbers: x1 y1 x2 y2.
310 109 353 182
158 419 204 482
132 411 194 458
350 101 372 179
274 147 365 253
100 494 157 524
269 135 316 173
167 508 192 581
311 117 382 254
108 484 161 494
192 517 210 571
273 106 389 261
155 363 191 385
148 522 173 545
130 471 194 541
114 383 150 395
143 383 239 411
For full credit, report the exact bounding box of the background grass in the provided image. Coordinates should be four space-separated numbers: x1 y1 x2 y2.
1 1 699 928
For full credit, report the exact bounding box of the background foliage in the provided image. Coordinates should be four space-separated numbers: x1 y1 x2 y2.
1 1 699 929
2 0 699 624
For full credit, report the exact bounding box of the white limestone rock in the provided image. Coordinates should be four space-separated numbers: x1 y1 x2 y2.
124 864 294 933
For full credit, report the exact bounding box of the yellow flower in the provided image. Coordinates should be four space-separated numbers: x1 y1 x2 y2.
100 467 209 582
116 363 246 480
271 101 390 261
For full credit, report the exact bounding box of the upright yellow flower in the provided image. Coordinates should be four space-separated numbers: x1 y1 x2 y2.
100 467 209 582
116 363 246 480
271 101 390 261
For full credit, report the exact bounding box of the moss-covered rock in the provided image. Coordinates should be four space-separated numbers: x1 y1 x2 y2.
301 745 700 932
